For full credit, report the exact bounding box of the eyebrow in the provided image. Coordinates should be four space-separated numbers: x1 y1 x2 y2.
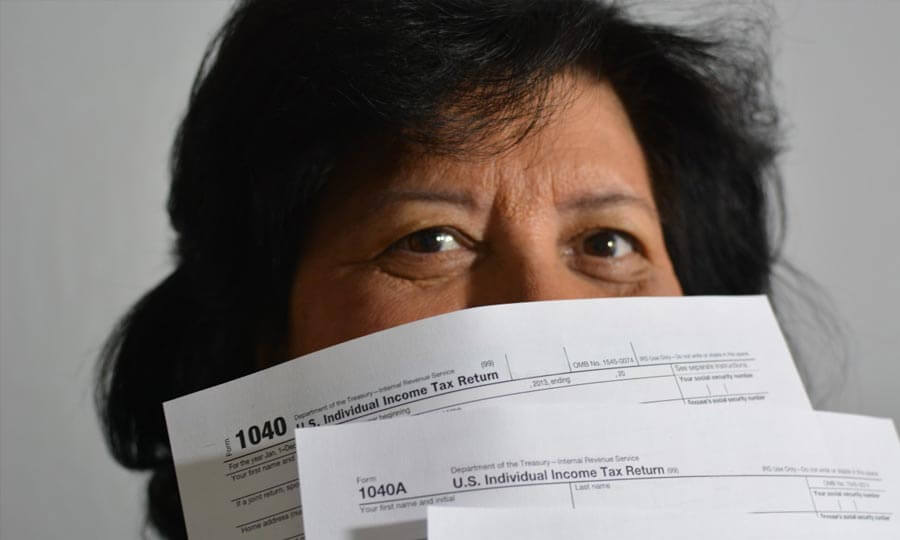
368 188 656 217
557 192 658 217
371 189 483 212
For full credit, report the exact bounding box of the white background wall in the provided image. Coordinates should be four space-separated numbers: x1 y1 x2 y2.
1 1 897 537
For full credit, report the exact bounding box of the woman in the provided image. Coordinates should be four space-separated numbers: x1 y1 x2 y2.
97 1 786 537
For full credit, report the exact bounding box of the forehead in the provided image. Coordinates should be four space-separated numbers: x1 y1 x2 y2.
336 71 654 208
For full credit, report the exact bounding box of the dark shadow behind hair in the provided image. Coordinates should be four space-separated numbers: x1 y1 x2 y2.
96 1 795 538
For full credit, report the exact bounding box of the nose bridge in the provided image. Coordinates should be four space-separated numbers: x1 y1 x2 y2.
509 259 572 303
466 218 585 307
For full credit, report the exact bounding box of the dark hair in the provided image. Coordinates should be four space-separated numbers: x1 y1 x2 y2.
97 1 785 537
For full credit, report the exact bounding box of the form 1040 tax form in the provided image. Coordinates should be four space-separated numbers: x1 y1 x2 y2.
164 296 812 539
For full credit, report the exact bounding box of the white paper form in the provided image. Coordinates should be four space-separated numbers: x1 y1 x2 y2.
295 407 900 540
163 296 810 539
427 507 900 540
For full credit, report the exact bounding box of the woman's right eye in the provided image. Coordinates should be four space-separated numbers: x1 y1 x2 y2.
391 227 465 253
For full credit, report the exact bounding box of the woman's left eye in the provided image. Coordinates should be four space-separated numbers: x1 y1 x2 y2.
582 230 639 258
392 227 464 253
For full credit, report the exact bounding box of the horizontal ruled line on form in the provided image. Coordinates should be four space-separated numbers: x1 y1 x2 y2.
357 472 886 507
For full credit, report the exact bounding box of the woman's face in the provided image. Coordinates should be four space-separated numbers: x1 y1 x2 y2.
287 74 682 358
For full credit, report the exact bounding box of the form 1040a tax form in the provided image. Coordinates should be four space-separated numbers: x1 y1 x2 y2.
295 406 900 540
